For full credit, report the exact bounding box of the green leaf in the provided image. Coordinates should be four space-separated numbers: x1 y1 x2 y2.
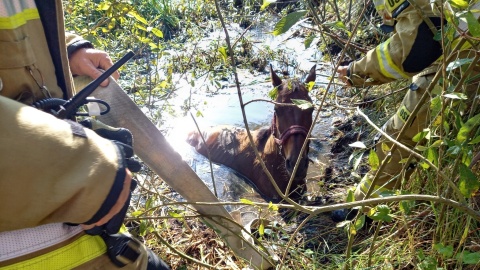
444 92 468 100
268 201 279 211
430 139 444 148
469 135 480 145
434 243 454 258
413 129 431 142
399 199 414 215
457 113 480 143
269 87 278 100
135 23 147 31
240 198 254 205
304 34 315 49
381 142 391 153
291 99 313 110
145 197 154 210
346 188 355 203
446 58 473 71
369 205 393 222
449 0 469 9
139 220 147 236
149 27 164 38
128 10 148 25
354 215 365 231
131 210 143 217
458 163 480 198
98 2 111 11
272 10 308 36
258 221 265 237
137 36 152 44
168 211 184 219
306 81 315 91
455 251 480 264
430 96 442 116
348 141 366 149
415 145 429 151
218 46 228 62
335 220 350 228
419 161 430 169
446 145 462 156
427 147 438 167
349 150 364 170
260 0 277 10
464 11 480 37
368 149 380 171
324 21 350 35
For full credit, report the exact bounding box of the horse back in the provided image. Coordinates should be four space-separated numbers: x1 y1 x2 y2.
186 125 274 178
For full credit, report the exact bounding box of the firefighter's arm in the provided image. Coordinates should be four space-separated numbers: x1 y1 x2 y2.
344 7 442 86
0 96 131 232
66 32 119 87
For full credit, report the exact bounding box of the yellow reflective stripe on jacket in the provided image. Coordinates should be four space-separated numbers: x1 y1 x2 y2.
2 235 106 270
373 0 385 13
376 39 409 80
0 0 39 29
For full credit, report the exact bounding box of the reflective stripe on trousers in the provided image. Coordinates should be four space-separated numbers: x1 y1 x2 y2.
0 223 106 269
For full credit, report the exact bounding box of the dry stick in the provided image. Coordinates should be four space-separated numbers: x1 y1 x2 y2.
281 1 371 268
301 24 372 53
356 108 459 191
362 39 469 204
189 112 218 197
212 0 301 207
150 209 278 266
367 220 383 267
284 0 364 198
336 85 409 108
130 194 480 222
309 1 372 269
212 1 300 266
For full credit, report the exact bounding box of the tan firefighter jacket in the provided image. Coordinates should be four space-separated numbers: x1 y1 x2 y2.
347 0 445 86
0 0 127 233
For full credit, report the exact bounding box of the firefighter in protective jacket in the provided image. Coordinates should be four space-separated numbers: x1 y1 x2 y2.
0 1 169 269
335 0 479 204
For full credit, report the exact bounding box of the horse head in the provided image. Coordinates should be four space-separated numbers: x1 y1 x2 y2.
270 65 315 199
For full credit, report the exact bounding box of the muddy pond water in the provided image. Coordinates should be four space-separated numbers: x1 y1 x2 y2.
153 22 347 225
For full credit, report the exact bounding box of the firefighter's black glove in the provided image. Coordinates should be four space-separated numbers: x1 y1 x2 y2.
84 179 138 235
79 118 141 235
79 118 142 173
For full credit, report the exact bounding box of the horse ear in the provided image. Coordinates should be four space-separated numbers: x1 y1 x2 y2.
305 65 317 84
270 64 283 87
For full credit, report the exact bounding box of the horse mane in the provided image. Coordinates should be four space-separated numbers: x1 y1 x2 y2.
256 126 272 146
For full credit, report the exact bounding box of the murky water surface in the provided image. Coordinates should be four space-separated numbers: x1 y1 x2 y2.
156 22 343 223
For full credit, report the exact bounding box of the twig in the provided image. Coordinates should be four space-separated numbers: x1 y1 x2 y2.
189 112 218 198
130 194 480 222
153 231 216 269
213 0 302 207
356 107 465 202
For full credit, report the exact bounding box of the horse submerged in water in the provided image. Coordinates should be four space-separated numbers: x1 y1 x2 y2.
187 65 316 201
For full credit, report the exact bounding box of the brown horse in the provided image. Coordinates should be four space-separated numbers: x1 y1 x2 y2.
187 65 316 201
